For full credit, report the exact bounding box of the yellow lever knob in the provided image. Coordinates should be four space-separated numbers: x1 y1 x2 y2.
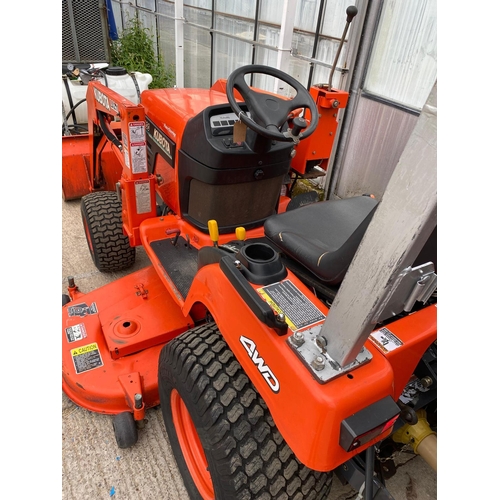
208 220 219 246
236 227 246 241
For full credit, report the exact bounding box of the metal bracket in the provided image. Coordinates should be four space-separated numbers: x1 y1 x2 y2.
287 323 372 383
373 262 437 324
335 456 396 500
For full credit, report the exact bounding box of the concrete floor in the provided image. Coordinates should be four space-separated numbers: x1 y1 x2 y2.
62 197 437 500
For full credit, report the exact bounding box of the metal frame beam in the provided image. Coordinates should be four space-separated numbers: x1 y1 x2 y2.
322 82 437 366
274 0 298 94
174 0 184 87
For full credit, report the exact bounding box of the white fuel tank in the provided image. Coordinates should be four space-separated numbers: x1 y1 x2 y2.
62 66 153 127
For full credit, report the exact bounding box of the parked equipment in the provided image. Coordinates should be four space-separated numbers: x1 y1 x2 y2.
62 9 437 499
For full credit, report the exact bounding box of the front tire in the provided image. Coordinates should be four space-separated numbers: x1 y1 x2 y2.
81 191 135 272
113 411 138 449
158 323 333 500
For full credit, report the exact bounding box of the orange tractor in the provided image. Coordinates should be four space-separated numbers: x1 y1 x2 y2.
62 50 437 499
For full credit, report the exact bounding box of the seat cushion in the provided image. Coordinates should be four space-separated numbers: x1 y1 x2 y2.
264 196 378 284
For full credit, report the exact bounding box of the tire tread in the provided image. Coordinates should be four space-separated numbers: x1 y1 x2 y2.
158 323 333 500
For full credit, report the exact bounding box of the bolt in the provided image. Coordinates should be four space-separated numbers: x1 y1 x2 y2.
420 376 433 388
68 276 75 288
134 393 143 409
234 260 242 269
316 336 327 349
276 313 286 324
290 331 305 347
332 100 339 108
311 355 325 371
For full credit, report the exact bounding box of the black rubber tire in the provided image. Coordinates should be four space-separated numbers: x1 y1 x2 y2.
158 323 333 500
81 191 135 272
113 411 138 449
62 294 71 306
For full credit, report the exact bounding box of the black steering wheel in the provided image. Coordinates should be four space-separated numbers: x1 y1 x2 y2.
226 65 319 143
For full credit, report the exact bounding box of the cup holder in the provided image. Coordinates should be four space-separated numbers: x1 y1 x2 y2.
237 242 287 285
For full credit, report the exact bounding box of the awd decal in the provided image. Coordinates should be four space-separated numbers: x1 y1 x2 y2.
240 336 280 393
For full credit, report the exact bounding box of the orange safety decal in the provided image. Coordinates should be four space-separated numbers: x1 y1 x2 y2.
67 302 98 318
65 323 88 343
71 342 103 374
257 280 325 331
369 327 404 354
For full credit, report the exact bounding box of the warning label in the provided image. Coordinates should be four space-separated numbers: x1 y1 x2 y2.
129 122 147 174
135 180 151 214
369 327 404 353
65 323 87 343
257 280 325 331
131 144 147 173
71 342 103 374
129 121 145 143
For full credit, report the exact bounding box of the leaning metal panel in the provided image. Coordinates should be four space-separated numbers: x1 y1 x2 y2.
287 324 372 384
62 0 110 63
373 262 437 323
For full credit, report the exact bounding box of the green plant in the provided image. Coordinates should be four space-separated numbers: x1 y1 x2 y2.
111 15 175 89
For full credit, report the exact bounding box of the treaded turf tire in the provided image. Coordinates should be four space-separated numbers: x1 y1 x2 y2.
81 191 135 272
158 323 333 500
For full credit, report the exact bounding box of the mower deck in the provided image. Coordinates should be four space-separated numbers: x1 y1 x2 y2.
62 265 194 415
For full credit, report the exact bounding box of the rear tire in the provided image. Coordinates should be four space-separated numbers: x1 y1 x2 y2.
81 191 135 272
158 323 333 500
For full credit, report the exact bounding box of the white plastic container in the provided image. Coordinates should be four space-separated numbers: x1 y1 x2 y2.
62 66 153 126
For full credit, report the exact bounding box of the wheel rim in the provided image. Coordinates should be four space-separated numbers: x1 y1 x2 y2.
171 389 214 500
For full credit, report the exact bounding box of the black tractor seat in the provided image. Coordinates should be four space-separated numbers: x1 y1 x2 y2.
264 196 379 286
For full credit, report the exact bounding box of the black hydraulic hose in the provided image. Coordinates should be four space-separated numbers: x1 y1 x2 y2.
64 98 86 120
62 99 88 134
365 446 374 500
96 69 109 87
129 71 141 102
97 110 123 150
63 76 78 125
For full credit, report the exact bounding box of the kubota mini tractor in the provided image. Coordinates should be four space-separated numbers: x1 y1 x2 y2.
62 17 437 498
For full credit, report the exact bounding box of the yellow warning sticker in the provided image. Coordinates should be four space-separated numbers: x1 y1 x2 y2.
71 342 103 374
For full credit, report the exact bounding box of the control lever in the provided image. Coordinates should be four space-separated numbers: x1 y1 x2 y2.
208 220 219 247
291 117 308 136
327 5 358 91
